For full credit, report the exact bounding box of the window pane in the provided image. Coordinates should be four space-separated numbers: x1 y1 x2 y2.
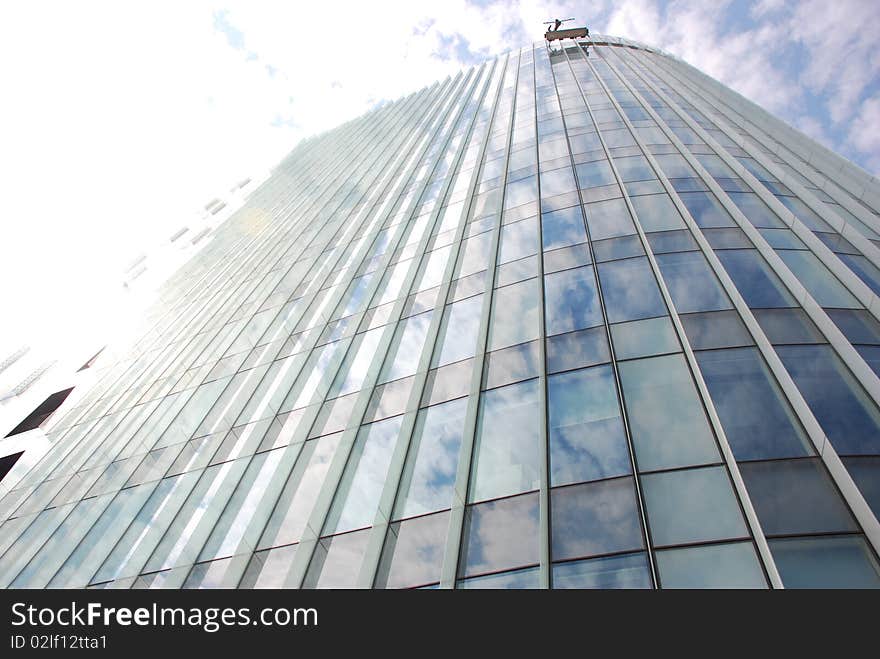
642 466 749 546
552 553 652 589
631 194 686 232
457 566 539 589
656 251 732 313
380 311 432 383
769 535 880 589
597 257 667 323
421 359 472 407
548 366 631 486
323 416 403 535
611 316 679 360
498 218 539 264
585 198 636 240
656 542 766 589
434 295 483 367
544 266 604 336
458 493 539 577
551 479 644 561
541 206 587 251
394 398 467 519
488 279 540 351
303 529 370 589
728 192 786 228
646 229 698 254
680 310 754 350
546 326 610 373
593 235 645 262
826 309 880 345
696 347 812 460
575 159 615 189
469 380 541 502
753 308 825 344
619 354 719 471
739 459 857 535
776 344 880 455
842 456 880 518
678 191 735 228
257 433 342 550
375 511 449 588
777 250 861 309
484 341 540 390
715 249 797 308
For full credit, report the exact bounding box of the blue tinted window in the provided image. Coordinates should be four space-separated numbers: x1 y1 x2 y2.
842 457 880 519
681 310 754 350
394 398 468 519
770 535 880 589
838 253 880 297
544 266 604 336
678 191 735 228
611 316 679 360
469 380 541 502
375 511 449 588
575 159 616 189
728 192 786 228
457 566 539 589
826 309 880 345
642 466 748 547
631 194 686 232
551 479 644 561
585 198 636 241
715 249 797 308
775 196 833 232
656 542 766 589
739 459 857 536
776 344 880 455
753 308 825 344
618 354 719 471
541 206 587 250
548 366 630 486
597 257 667 323
696 348 812 460
552 553 652 589
777 250 861 309
656 251 732 313
646 229 698 253
546 326 610 373
458 494 539 578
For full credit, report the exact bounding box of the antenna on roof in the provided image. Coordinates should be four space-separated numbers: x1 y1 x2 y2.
543 17 589 49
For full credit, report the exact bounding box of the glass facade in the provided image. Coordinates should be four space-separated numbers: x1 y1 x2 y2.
1 34 880 590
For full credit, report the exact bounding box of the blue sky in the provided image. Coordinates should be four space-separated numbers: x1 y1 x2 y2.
0 0 877 360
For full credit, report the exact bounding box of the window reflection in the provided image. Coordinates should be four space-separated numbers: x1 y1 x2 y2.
469 380 540 503
488 279 540 351
458 493 539 578
619 354 719 471
656 542 766 589
323 416 403 535
552 552 652 589
642 466 748 547
597 257 667 323
544 266 603 336
394 398 467 519
550 478 643 561
656 251 732 313
548 366 630 486
696 348 812 460
375 511 449 588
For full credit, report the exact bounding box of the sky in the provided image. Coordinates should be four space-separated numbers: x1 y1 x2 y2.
0 0 877 367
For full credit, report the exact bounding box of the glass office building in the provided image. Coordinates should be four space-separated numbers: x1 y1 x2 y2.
2 35 880 589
